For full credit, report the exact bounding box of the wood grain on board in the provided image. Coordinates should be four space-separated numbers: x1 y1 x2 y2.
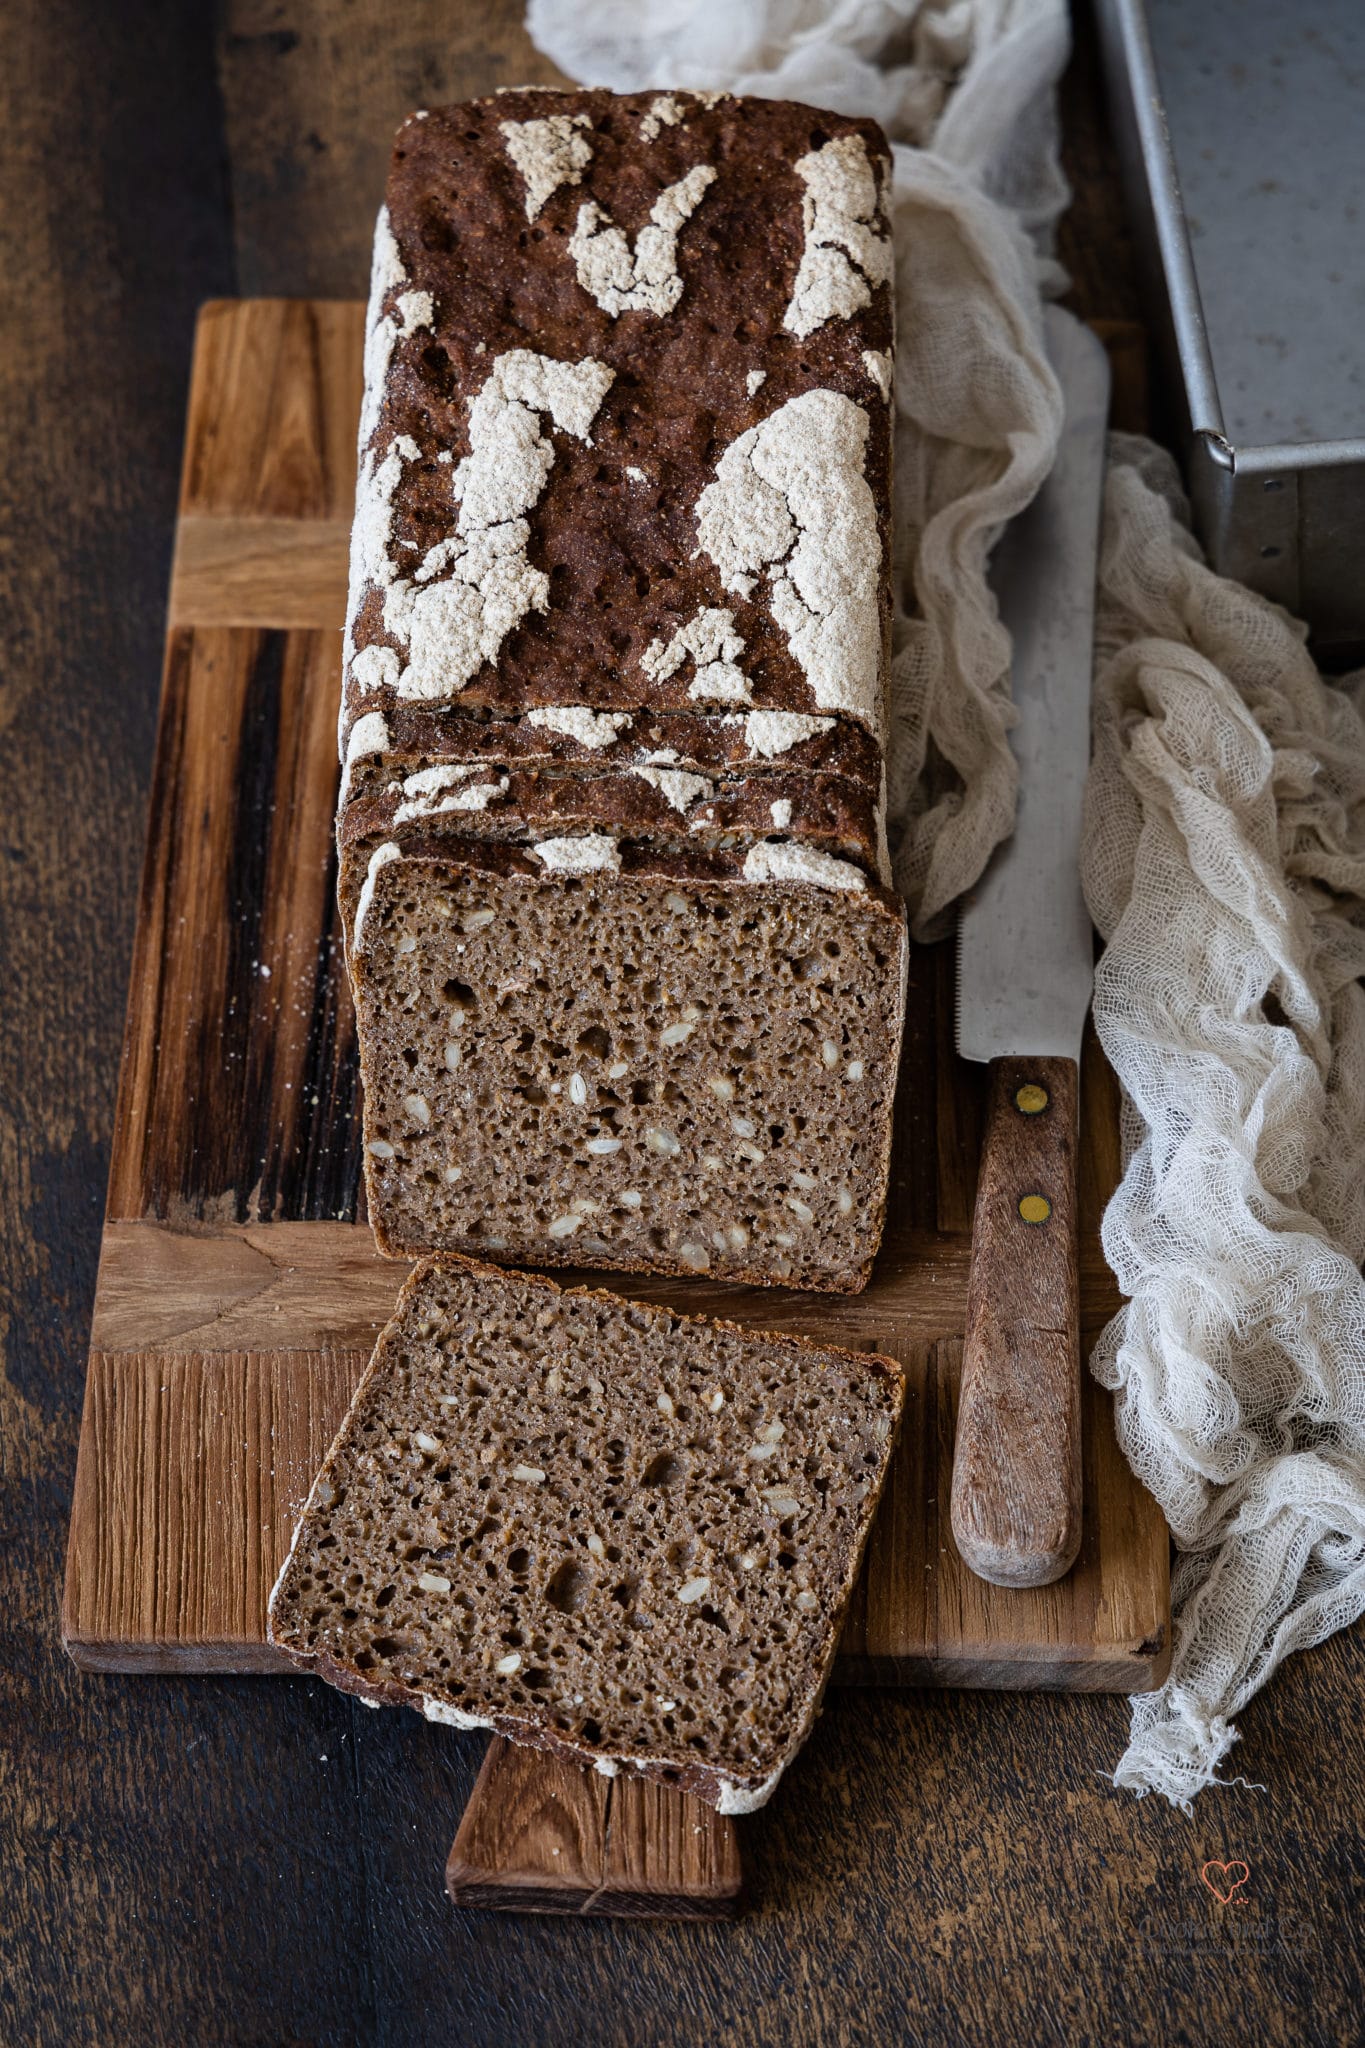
447 1738 743 1919
65 1207 1167 1690
60 296 1170 1920
952 1057 1083 1591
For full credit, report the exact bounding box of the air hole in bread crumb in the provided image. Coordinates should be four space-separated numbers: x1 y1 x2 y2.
546 1560 593 1614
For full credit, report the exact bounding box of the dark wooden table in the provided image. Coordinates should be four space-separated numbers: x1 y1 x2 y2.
2 4 1360 2043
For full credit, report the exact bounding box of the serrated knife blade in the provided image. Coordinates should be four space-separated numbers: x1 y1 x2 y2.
949 306 1109 1591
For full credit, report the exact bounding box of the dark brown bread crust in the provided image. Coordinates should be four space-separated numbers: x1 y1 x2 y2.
267 1253 905 1811
344 88 894 734
339 763 886 888
340 701 884 794
345 830 905 899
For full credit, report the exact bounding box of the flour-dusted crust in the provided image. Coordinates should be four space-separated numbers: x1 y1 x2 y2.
342 89 894 736
784 135 894 340
337 91 906 1295
338 759 888 887
267 1255 905 1812
340 702 884 796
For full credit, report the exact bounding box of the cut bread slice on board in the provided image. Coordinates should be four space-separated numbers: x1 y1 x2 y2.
268 1254 904 1812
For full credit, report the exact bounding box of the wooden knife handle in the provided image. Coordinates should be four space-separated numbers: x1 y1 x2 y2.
950 1055 1082 1588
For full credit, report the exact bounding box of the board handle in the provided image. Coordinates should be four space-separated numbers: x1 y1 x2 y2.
447 1739 742 1919
950 1055 1082 1588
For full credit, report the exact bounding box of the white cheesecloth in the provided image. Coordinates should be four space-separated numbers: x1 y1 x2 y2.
526 0 1365 1810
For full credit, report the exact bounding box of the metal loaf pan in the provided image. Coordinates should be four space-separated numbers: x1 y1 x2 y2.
1096 0 1365 655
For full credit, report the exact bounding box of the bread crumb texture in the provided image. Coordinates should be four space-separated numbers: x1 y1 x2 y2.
268 1258 904 1808
353 861 904 1288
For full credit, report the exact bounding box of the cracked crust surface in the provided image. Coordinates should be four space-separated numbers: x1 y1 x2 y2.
343 89 894 738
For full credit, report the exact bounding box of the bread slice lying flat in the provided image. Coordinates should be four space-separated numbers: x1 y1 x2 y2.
268 1255 903 1813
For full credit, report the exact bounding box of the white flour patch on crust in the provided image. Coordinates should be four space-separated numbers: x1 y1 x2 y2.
356 219 434 466
861 348 893 399
639 94 685 142
531 833 622 875
524 705 633 749
634 765 714 813
696 390 882 735
422 1694 494 1733
395 290 434 335
357 206 408 450
399 764 482 799
377 350 614 704
349 431 421 640
742 710 835 758
640 607 750 705
353 841 403 950
569 164 716 317
350 646 401 698
340 709 392 791
784 136 892 340
394 766 509 823
500 113 593 220
742 841 867 891
714 1763 785 1815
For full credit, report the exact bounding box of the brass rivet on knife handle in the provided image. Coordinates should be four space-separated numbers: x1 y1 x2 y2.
950 1054 1083 1589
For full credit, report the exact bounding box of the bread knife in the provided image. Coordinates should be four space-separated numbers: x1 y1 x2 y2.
950 306 1109 1588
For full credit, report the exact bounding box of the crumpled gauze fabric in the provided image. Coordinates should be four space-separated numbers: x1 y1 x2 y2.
1083 438 1365 1808
526 0 1365 1807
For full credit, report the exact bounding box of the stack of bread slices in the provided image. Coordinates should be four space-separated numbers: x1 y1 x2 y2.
268 88 910 1821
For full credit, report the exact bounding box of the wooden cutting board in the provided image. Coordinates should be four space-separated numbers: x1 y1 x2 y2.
62 299 1170 1917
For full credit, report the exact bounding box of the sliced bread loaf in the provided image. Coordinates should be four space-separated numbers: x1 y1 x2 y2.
267 1255 904 1813
339 88 907 1290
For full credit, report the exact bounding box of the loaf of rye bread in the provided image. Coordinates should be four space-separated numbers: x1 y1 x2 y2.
267 1256 904 1812
341 88 907 1291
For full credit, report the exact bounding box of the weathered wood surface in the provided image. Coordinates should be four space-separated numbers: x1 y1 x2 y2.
8 0 1363 2039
